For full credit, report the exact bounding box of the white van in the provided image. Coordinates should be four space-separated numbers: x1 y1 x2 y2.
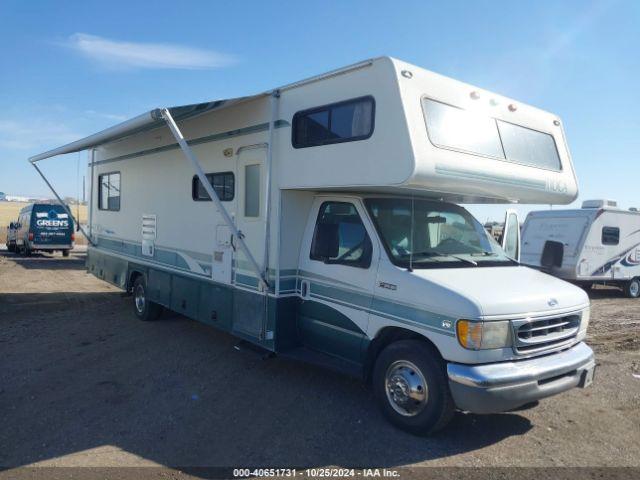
30 57 594 434
522 199 640 297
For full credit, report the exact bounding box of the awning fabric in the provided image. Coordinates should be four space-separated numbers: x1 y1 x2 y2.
29 94 264 162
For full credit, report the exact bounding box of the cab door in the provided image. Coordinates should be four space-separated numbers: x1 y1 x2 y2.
297 198 379 363
502 209 521 262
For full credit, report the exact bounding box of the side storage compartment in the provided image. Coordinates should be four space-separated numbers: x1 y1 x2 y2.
198 283 233 331
147 269 172 308
171 275 200 319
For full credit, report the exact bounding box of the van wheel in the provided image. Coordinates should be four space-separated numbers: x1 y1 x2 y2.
624 278 640 298
62 250 70 257
132 276 163 321
373 340 454 435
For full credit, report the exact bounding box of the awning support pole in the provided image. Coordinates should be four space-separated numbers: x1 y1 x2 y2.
31 162 95 246
160 108 269 291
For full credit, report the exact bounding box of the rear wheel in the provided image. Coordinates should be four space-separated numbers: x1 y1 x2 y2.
624 278 640 298
372 340 454 435
62 250 70 257
132 276 163 321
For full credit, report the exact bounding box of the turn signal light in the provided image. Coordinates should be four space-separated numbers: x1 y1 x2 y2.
456 319 511 350
28 232 34 241
71 233 75 242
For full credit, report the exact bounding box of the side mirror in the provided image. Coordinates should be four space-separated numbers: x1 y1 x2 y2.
311 223 340 261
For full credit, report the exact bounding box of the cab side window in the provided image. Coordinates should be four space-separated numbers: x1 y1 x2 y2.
310 202 372 268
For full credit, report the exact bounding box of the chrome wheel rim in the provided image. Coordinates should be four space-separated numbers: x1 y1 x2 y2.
631 281 639 297
134 284 145 313
385 360 428 417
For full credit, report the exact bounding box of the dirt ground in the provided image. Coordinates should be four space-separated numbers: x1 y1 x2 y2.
0 248 639 476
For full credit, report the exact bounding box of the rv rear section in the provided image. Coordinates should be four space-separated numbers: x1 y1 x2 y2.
522 199 640 297
29 57 594 435
14 203 75 256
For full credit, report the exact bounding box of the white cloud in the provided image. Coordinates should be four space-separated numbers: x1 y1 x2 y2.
0 120 80 150
64 33 237 70
84 110 127 122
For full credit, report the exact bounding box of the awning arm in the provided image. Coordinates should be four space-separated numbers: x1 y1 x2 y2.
160 108 269 291
31 162 95 246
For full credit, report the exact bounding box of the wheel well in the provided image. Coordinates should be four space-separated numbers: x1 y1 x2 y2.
127 270 144 293
363 326 442 382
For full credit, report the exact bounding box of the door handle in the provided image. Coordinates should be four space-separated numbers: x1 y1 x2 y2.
300 280 311 300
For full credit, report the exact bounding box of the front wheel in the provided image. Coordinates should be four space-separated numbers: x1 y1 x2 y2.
372 340 455 435
624 278 640 298
132 276 163 321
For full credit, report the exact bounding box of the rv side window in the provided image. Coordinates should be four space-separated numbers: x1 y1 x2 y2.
98 172 121 211
292 96 375 148
422 98 562 171
310 202 372 268
602 226 619 245
192 172 235 201
244 164 260 217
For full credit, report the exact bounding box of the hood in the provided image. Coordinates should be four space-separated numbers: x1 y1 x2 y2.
410 265 589 318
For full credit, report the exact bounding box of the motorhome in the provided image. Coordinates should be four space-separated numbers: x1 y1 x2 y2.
521 199 640 297
30 57 594 435
14 203 75 256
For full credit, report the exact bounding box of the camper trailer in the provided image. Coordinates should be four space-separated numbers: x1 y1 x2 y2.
30 57 595 435
521 199 640 297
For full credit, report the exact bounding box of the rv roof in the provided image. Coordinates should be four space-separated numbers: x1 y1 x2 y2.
29 58 377 163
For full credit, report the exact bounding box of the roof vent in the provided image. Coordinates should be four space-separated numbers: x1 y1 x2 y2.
582 199 617 209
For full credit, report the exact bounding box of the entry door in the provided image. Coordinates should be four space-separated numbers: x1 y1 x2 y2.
232 146 268 338
297 198 379 363
502 209 521 262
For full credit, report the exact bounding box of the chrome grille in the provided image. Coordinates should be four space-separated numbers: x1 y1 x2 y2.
512 314 581 354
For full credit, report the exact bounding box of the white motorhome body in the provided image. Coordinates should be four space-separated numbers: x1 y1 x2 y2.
30 57 594 434
521 200 640 297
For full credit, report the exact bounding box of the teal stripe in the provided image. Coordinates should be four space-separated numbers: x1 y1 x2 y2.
435 165 547 190
92 120 289 166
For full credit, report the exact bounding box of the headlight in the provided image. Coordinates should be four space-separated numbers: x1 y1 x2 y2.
456 319 511 350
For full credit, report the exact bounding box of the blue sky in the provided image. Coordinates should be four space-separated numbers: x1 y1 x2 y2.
1 0 638 221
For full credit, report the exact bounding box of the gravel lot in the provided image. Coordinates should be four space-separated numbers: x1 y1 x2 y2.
0 249 639 474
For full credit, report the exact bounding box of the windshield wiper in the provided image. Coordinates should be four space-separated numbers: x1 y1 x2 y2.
470 251 498 257
402 251 478 266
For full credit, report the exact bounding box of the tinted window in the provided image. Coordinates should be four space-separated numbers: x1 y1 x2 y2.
422 98 563 171
498 121 561 170
602 226 619 245
98 172 120 211
244 164 260 217
292 96 374 148
310 202 372 268
423 98 504 158
192 172 234 201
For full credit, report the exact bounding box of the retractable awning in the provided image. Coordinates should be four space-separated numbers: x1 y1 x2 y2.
28 94 265 163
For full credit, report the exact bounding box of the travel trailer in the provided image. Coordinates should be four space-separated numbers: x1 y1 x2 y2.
30 57 594 435
13 203 75 256
521 199 640 297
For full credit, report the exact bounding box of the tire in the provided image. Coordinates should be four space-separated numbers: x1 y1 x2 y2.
623 278 640 298
372 339 455 435
132 276 163 321
24 247 31 257
62 250 70 257
580 282 593 292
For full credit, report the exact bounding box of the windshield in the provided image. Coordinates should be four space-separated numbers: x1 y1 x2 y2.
365 198 516 269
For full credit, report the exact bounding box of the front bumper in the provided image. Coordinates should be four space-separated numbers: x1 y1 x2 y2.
447 342 595 413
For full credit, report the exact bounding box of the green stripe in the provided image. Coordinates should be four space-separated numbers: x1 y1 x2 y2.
435 165 547 190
